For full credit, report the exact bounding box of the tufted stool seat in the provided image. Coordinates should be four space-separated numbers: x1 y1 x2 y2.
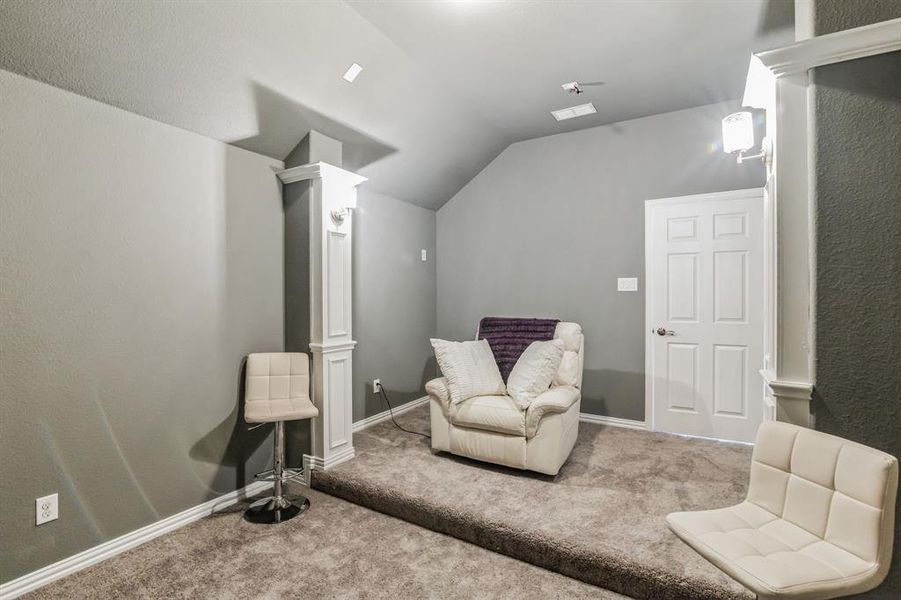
667 421 898 599
245 353 318 424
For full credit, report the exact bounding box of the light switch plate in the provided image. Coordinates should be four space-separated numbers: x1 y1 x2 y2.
617 277 638 292
421 249 428 262
36 493 58 525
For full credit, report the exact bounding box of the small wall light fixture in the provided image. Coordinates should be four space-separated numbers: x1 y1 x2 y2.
722 111 769 164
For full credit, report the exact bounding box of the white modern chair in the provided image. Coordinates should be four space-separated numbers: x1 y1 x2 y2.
243 352 318 524
667 421 898 599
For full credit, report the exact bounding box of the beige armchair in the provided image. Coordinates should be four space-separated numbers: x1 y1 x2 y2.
426 322 584 475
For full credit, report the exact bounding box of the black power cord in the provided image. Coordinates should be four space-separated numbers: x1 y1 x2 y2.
378 385 431 439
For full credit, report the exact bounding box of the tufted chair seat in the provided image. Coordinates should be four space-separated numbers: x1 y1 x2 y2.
427 321 584 475
667 421 898 599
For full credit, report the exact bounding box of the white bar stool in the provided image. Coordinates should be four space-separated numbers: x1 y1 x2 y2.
243 352 319 524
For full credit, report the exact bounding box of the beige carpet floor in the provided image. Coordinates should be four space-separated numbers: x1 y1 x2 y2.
312 405 756 600
25 486 625 599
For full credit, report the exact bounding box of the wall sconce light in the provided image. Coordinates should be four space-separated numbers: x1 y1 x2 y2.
331 207 349 224
722 111 769 164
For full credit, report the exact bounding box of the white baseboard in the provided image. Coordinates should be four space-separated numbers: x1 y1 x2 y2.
352 395 429 432
3 398 433 598
0 480 273 600
580 412 648 431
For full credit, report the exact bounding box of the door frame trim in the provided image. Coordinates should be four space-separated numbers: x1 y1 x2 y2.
643 188 764 433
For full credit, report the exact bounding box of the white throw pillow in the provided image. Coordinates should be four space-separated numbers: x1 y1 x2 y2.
430 338 506 405
506 339 565 410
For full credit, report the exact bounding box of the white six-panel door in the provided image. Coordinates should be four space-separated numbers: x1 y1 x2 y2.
646 189 764 443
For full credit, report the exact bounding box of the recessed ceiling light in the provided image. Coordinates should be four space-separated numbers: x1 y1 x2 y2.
343 62 363 83
551 102 597 121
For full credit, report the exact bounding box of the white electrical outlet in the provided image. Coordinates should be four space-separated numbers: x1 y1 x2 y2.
373 378 381 394
617 277 638 292
421 249 427 262
36 493 58 525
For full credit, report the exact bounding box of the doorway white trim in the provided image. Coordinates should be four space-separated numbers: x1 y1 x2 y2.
643 188 764 436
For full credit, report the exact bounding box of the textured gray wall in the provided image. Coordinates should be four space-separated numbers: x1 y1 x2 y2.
812 50 901 599
811 4 901 596
436 100 764 421
0 71 284 583
812 0 901 34
353 189 437 420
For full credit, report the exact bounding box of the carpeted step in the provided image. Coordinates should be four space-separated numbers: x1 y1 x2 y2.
311 405 755 600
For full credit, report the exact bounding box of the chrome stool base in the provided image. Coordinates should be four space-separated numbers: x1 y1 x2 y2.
243 494 310 524
244 421 310 524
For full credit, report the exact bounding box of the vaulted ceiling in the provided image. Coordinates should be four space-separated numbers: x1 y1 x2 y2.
0 0 793 209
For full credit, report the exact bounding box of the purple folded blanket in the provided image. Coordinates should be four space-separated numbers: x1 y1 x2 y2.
478 317 560 382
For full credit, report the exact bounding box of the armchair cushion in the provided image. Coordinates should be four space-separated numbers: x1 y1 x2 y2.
525 386 580 438
450 395 525 436
430 338 505 405
506 339 565 409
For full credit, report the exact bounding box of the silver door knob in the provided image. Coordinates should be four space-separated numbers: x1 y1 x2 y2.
654 327 675 336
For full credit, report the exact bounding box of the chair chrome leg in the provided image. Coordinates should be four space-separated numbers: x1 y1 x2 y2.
244 421 310 524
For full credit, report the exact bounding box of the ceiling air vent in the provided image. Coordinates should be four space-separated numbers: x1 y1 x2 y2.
551 102 597 121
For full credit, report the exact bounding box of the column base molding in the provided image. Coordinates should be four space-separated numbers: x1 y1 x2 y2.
303 446 356 480
760 369 813 427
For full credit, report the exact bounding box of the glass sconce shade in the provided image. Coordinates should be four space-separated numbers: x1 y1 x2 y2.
722 111 755 154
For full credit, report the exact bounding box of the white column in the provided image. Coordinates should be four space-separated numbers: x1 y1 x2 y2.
769 71 815 426
277 162 367 472
744 62 815 427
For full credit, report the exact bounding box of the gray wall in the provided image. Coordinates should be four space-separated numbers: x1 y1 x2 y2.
812 0 901 34
0 70 285 583
811 47 901 600
353 189 437 420
284 180 312 357
436 100 764 421
811 3 901 595
282 180 313 458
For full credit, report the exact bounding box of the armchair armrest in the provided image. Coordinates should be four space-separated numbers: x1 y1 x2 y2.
425 377 451 414
525 386 580 438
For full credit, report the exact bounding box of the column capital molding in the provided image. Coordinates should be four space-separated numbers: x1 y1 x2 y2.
276 161 368 187
754 17 901 77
